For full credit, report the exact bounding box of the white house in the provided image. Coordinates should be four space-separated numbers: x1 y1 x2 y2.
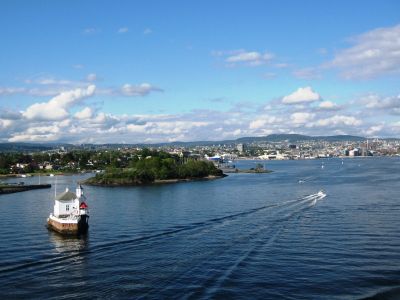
53 187 82 217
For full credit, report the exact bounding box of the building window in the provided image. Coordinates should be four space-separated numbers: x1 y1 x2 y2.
66 205 69 211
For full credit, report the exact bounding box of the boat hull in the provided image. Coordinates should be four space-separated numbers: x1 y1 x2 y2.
47 215 89 235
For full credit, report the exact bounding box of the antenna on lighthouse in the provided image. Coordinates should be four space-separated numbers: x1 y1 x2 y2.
54 176 57 198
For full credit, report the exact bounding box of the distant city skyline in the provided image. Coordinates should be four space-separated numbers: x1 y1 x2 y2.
1 0 400 143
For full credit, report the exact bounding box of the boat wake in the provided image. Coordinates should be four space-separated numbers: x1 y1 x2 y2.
0 191 327 286
142 191 328 298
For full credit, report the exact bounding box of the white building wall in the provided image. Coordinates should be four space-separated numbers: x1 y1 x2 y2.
54 199 80 216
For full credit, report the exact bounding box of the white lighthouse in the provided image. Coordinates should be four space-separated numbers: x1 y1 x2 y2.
47 184 89 235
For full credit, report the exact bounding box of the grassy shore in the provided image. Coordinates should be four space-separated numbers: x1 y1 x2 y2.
81 174 227 187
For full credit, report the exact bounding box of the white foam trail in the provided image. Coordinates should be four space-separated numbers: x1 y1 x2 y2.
300 191 326 206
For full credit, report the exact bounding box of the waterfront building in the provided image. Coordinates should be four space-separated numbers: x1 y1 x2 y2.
236 143 247 153
47 185 89 235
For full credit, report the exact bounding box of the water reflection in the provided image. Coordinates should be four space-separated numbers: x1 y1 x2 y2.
48 231 89 254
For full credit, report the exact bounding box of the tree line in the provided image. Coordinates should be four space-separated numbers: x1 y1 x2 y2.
89 149 223 184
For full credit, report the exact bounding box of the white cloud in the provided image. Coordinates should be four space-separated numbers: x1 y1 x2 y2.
249 115 282 129
362 94 400 111
2 88 399 142
35 78 73 85
225 50 274 66
118 27 129 33
23 85 96 121
8 133 59 142
74 107 93 120
0 87 26 96
327 24 400 79
8 125 61 142
120 83 163 96
0 119 13 130
313 115 362 127
0 110 22 120
282 87 321 104
365 124 384 136
127 124 147 133
290 112 315 124
319 101 339 110
86 73 97 82
1 78 161 98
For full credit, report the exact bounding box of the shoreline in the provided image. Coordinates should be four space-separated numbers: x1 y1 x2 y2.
220 168 273 174
81 174 228 187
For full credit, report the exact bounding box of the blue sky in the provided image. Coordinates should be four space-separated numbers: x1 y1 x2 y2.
1 0 400 143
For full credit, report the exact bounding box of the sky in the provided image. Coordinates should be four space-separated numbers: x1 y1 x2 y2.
1 0 400 143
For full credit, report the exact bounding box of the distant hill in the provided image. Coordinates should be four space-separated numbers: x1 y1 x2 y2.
236 134 311 143
315 135 366 142
232 134 365 144
0 142 54 152
119 134 367 147
0 142 71 152
0 134 392 152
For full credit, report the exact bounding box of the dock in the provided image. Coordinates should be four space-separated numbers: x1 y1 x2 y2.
0 184 51 195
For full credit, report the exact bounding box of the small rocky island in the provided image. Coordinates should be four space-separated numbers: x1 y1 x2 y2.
83 150 225 186
220 163 272 174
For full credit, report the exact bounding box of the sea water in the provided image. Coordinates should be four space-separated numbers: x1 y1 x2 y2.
0 157 399 299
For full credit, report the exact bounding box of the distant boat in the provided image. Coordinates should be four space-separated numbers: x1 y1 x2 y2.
47 185 89 235
49 174 55 177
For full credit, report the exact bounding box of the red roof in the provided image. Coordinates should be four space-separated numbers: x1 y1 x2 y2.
80 202 88 209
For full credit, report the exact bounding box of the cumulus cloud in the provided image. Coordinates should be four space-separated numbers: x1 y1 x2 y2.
327 24 400 79
365 124 384 136
282 87 321 104
290 112 315 124
23 85 96 121
120 83 163 96
8 133 59 142
361 94 400 114
2 86 399 143
318 101 340 110
221 50 274 66
249 115 282 129
0 119 13 130
74 107 93 120
8 124 62 142
0 109 22 120
33 78 74 85
313 115 362 127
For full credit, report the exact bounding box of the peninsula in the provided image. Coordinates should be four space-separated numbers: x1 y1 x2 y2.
83 149 225 186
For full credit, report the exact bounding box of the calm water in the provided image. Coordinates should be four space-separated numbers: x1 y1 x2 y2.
1 158 400 299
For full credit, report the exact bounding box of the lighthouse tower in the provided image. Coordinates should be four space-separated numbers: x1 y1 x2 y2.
77 185 89 219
